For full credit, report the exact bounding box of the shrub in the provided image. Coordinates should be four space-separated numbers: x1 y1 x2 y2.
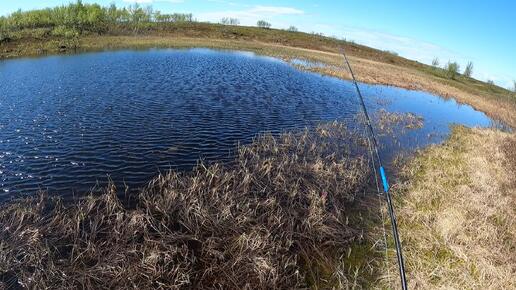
257 20 271 29
0 21 12 43
51 25 79 38
513 80 516 93
464 61 473 77
432 57 439 67
445 61 460 79
0 1 194 36
220 17 239 25
487 80 494 85
287 25 298 32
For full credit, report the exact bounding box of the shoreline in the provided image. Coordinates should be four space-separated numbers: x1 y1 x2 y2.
2 34 515 128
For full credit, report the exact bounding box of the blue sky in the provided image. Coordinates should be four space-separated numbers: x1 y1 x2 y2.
1 0 514 88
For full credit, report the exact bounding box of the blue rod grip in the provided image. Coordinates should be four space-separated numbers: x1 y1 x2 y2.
380 166 389 192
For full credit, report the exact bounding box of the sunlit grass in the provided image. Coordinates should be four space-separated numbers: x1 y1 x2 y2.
385 126 516 289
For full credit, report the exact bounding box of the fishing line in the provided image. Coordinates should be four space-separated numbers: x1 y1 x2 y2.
365 129 392 288
341 48 408 290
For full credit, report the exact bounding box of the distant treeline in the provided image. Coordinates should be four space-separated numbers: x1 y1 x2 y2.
0 0 194 36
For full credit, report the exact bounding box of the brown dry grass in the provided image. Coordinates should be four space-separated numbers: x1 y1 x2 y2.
384 127 516 289
375 109 424 135
0 122 374 289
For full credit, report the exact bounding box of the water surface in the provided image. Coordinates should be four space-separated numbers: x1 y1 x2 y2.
0 49 499 199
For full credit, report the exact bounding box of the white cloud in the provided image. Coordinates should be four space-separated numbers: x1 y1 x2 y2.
249 6 303 15
302 24 514 88
197 5 304 27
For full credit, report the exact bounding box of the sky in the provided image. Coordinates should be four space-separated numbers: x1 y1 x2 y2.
1 0 514 89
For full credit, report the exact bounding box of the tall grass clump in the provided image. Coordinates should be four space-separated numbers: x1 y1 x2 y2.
0 122 370 289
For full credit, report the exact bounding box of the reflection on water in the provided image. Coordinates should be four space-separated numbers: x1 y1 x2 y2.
0 48 502 199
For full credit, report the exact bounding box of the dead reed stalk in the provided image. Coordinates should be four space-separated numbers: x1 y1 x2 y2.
0 122 370 289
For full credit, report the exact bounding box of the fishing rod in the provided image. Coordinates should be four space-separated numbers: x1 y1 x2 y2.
341 48 408 290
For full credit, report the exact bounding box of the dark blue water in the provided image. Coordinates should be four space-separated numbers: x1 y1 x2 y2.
0 49 498 199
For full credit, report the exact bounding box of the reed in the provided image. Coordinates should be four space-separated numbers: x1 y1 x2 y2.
0 122 371 289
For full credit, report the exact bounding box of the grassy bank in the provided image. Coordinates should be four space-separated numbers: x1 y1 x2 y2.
0 122 377 289
380 126 516 289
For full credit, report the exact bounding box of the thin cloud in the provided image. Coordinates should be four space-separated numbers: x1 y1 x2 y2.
197 5 304 27
249 6 304 15
306 23 514 87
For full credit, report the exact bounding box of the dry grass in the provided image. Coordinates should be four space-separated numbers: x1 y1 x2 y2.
0 122 374 289
384 126 516 289
375 109 424 135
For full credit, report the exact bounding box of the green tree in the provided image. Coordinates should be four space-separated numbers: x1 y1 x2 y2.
463 61 473 77
257 20 271 29
128 3 148 33
445 61 460 79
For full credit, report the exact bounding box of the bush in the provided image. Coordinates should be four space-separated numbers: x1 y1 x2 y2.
487 80 494 85
257 20 271 29
445 61 460 79
220 17 239 25
0 26 12 43
51 26 79 38
432 57 439 67
0 1 194 36
287 26 298 32
464 61 473 77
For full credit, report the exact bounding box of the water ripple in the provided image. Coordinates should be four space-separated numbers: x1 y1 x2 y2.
0 49 498 199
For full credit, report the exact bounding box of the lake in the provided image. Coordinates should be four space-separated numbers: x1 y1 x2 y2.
0 48 500 199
